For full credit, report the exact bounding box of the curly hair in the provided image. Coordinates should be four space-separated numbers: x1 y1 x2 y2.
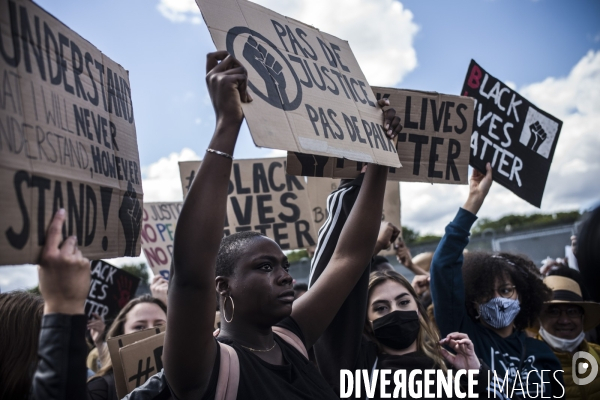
216 231 265 277
462 252 551 330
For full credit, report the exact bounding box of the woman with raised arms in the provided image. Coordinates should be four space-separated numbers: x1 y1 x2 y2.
162 51 402 400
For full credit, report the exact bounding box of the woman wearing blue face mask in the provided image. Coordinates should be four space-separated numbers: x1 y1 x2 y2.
430 164 565 399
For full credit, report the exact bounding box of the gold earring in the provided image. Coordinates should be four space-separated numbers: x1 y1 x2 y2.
224 295 235 323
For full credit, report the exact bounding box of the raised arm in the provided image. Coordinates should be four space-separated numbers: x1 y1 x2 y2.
430 163 492 336
291 106 401 347
164 51 250 399
32 209 90 400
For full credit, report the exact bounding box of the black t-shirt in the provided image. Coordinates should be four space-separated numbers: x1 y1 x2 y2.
87 371 118 400
198 317 338 400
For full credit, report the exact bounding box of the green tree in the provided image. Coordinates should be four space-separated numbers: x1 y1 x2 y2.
121 262 151 284
401 226 419 244
472 210 580 235
286 249 309 263
401 226 441 246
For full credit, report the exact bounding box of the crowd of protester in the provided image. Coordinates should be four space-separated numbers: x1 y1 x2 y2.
1 51 599 400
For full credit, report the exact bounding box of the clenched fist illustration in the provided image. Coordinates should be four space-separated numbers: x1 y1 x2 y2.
527 121 547 152
243 36 290 107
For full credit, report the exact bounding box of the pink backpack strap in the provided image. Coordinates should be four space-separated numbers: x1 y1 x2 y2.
272 326 309 360
215 342 239 400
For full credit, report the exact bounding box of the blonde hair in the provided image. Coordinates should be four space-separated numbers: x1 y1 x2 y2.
365 270 447 372
90 295 167 380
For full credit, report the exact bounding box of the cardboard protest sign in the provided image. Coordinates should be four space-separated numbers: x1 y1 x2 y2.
120 332 165 396
461 60 562 207
195 0 401 168
141 202 182 279
179 158 318 250
305 177 340 234
0 0 143 265
286 88 474 184
108 325 166 399
306 177 401 256
84 260 140 322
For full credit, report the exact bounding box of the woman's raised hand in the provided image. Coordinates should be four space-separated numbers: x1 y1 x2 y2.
439 332 481 370
463 163 493 215
205 51 252 129
38 209 91 315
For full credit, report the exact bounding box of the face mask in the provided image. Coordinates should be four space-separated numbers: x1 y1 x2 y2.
372 310 420 350
539 326 585 353
479 297 520 329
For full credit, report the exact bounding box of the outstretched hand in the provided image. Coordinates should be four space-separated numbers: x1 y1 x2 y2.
463 163 493 215
38 209 91 315
439 332 481 370
206 51 252 130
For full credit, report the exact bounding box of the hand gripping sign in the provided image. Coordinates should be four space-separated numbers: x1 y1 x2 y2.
286 88 474 184
195 0 401 169
0 0 143 265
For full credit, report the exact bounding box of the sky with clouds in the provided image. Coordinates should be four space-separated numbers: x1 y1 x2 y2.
1 0 599 291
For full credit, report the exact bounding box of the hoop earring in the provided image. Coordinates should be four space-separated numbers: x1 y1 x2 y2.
223 295 235 323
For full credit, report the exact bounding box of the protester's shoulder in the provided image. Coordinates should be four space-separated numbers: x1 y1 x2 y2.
524 335 555 352
524 335 562 364
87 372 115 400
274 315 306 346
587 341 600 355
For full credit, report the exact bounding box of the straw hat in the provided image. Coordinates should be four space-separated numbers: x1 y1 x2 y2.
543 275 600 332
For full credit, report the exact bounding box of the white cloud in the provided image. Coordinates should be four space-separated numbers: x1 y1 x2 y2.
265 149 287 158
403 50 600 235
0 265 38 292
157 0 202 24
142 148 202 202
156 0 419 86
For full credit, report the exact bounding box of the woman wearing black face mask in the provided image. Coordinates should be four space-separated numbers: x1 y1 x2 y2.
307 176 490 399
361 271 488 399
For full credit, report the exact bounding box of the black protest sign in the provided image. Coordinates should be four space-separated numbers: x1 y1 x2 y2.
287 88 474 184
195 0 401 168
462 60 562 207
0 0 142 265
141 202 181 279
179 158 317 251
84 260 140 321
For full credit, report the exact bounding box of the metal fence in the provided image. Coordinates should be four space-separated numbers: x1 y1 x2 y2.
288 223 576 284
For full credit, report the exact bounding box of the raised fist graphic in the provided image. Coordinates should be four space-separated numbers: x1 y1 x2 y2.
527 121 547 152
243 36 290 108
115 275 133 309
119 181 142 257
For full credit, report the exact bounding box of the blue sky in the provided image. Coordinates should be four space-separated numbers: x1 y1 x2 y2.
2 0 599 291
34 0 600 164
